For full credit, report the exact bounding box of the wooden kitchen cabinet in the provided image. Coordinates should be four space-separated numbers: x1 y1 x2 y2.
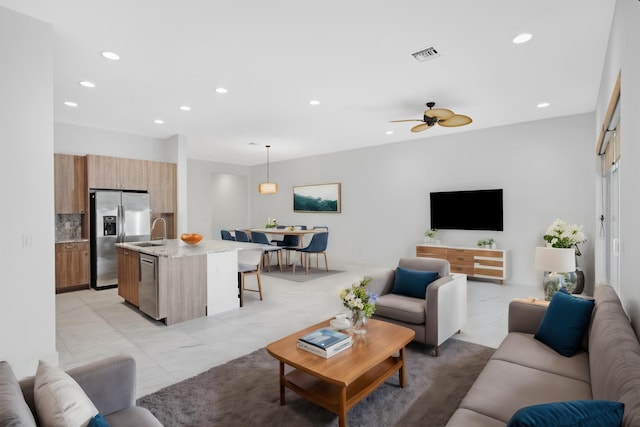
147 161 176 213
118 247 140 306
55 242 90 292
54 154 87 214
86 155 147 190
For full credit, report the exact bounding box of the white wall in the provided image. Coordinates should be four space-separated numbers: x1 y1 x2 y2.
249 113 596 288
187 159 250 239
0 7 57 377
595 0 640 332
55 122 171 162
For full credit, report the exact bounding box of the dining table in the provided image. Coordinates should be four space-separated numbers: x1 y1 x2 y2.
248 228 320 249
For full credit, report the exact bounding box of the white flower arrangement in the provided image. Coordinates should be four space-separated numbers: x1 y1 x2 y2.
543 218 587 255
339 277 377 318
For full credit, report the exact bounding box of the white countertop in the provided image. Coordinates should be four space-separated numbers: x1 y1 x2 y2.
116 239 268 258
56 239 89 244
416 242 505 251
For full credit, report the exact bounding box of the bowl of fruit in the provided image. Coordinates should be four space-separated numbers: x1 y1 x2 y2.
180 233 203 245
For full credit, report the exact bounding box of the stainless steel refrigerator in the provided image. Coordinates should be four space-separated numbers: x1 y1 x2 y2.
90 191 151 289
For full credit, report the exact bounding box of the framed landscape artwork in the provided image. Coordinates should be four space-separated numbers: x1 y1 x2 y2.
293 183 341 213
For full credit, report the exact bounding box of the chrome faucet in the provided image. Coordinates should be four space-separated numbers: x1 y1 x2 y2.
151 217 167 244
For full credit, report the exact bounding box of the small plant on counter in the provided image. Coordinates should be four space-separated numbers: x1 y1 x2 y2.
478 238 496 248
265 218 278 228
424 228 438 239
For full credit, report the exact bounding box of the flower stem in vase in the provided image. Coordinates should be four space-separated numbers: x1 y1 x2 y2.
351 310 368 335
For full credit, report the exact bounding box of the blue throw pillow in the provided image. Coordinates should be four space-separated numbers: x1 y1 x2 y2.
88 413 110 427
507 400 624 427
534 291 595 357
391 267 438 299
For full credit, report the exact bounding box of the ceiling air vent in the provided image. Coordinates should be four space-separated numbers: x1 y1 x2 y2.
412 46 440 62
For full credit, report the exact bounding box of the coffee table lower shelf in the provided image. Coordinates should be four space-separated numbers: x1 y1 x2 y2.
282 356 402 418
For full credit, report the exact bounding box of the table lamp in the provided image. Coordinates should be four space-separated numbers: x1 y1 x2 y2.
534 247 576 300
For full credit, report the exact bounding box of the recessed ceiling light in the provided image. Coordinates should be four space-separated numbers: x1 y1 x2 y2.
309 100 320 106
513 33 533 44
101 51 120 61
154 119 164 124
385 131 394 135
215 87 228 94
63 101 78 107
537 102 550 108
248 142 259 146
79 81 95 88
179 105 191 111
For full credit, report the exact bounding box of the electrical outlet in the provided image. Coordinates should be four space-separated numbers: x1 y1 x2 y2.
65 221 71 229
22 234 32 248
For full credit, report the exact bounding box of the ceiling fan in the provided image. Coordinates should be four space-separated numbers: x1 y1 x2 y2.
391 102 472 132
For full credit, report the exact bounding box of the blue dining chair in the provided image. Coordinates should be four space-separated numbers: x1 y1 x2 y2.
270 225 288 245
221 230 235 241
293 232 329 275
273 226 305 265
235 229 251 242
251 231 283 272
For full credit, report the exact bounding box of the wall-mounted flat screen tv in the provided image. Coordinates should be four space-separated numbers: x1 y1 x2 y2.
430 189 503 231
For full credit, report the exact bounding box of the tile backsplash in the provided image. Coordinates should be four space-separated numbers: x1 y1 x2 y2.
55 214 83 241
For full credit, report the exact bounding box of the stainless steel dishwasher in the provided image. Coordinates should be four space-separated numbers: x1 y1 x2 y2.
139 253 160 320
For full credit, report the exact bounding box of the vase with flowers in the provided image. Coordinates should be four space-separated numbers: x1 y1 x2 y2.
339 277 377 335
543 218 587 294
424 228 438 244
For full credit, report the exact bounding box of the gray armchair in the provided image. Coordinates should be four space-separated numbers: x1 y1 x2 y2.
368 257 467 356
18 355 161 426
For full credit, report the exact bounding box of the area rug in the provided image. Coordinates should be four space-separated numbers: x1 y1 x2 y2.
262 267 344 283
137 338 494 427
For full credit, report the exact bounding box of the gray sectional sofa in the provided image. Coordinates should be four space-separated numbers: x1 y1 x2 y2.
447 285 640 426
1 354 161 426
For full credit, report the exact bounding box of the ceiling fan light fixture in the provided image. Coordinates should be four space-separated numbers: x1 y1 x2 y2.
438 115 472 127
392 101 472 131
258 145 278 195
411 123 431 132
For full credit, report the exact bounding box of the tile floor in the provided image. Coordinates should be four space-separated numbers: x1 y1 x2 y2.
56 264 542 397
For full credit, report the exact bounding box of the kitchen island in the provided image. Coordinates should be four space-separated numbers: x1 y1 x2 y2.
116 239 266 325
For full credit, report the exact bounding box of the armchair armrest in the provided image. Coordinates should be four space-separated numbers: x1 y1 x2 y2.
425 274 467 347
366 270 395 297
508 300 548 334
66 354 137 416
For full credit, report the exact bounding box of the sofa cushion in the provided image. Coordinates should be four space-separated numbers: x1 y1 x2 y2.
589 285 640 426
534 292 594 357
391 267 438 298
374 294 425 324
34 360 99 427
104 406 163 427
446 407 506 427
457 359 592 424
506 400 624 427
0 361 37 427
492 332 590 384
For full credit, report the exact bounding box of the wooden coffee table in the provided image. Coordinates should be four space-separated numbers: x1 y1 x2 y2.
266 319 415 427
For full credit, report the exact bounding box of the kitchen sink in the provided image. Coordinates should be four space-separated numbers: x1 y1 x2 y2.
132 241 166 248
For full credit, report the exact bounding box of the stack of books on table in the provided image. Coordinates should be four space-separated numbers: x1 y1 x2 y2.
297 328 353 358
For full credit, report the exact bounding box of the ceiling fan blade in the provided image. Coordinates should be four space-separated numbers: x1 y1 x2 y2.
424 108 454 120
390 119 424 122
438 114 472 127
411 123 432 132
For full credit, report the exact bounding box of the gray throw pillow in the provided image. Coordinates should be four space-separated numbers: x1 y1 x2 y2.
0 361 37 426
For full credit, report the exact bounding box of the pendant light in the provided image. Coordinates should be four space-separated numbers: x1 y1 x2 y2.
258 145 278 194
